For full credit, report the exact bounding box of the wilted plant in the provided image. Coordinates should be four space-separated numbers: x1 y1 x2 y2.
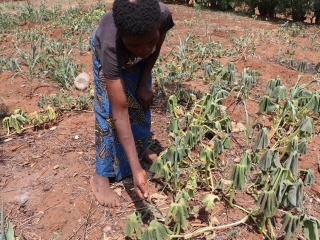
253 127 269 152
259 95 277 114
228 164 248 206
280 212 304 240
2 108 28 135
124 212 143 239
297 60 308 72
166 197 189 234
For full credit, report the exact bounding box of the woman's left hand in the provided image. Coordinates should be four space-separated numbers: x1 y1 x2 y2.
136 82 154 111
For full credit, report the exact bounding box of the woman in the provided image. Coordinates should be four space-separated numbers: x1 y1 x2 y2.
90 0 174 207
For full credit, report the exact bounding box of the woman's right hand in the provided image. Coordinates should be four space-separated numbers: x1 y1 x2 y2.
133 168 149 200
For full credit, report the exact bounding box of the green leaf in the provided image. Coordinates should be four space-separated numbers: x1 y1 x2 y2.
283 151 300 177
202 194 220 211
141 220 173 240
10 115 24 134
298 60 308 72
166 198 189 229
222 135 231 149
287 184 297 207
182 113 193 128
150 152 173 183
271 168 292 188
184 130 196 149
303 216 320 240
257 190 278 218
214 138 223 155
271 85 288 103
253 127 269 152
228 70 236 84
287 136 298 154
46 106 56 121
253 152 261 163
240 149 252 169
185 175 198 198
265 77 283 96
201 93 214 110
283 100 297 121
296 179 304 209
200 147 215 165
124 211 143 239
258 148 281 171
190 125 201 141
5 220 15 240
169 117 180 134
150 156 164 175
230 164 248 190
2 117 11 135
259 95 277 113
219 116 232 133
297 89 313 107
211 85 229 103
176 191 190 202
280 212 303 240
167 95 178 116
298 138 308 154
276 180 292 206
301 168 315 185
298 116 314 137
205 103 221 121
228 62 235 72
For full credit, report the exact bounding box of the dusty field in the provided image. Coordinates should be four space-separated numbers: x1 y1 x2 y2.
0 1 320 239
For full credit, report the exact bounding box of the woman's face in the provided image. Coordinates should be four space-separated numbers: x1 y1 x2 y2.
121 27 160 59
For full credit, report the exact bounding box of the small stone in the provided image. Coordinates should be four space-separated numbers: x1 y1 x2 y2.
49 126 57 131
103 225 112 232
74 72 90 90
234 157 241 163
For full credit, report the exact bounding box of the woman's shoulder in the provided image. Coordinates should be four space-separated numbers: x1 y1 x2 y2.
159 2 175 33
96 11 117 43
99 11 115 29
159 2 172 14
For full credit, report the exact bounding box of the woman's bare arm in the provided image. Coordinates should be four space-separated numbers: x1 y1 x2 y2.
105 77 149 199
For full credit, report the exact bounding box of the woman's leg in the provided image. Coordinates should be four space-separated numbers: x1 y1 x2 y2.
90 31 120 207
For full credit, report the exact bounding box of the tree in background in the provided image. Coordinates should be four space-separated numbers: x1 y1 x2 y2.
277 0 311 22
312 0 320 23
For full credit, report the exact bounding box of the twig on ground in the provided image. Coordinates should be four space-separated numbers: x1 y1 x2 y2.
66 199 96 240
44 201 62 212
169 215 249 239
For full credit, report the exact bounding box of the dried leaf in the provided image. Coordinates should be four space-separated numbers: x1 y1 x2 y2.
202 194 220 211
53 164 60 170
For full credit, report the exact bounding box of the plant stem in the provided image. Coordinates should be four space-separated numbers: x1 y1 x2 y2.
229 188 235 207
267 218 276 240
260 216 267 235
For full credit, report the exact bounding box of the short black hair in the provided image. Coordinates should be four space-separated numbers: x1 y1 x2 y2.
113 0 161 35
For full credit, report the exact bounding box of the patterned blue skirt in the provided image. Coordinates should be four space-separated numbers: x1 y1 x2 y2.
91 31 151 181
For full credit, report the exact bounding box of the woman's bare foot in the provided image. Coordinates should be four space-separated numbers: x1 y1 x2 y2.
142 148 158 164
90 173 120 207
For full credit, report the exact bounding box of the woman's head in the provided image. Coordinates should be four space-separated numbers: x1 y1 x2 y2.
113 0 161 59
113 0 161 36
